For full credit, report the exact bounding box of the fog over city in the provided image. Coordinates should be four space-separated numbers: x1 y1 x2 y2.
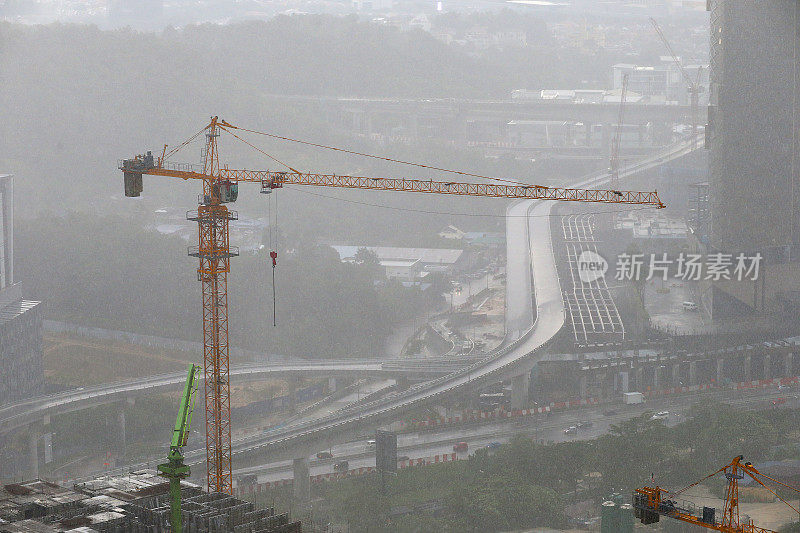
0 1 799 532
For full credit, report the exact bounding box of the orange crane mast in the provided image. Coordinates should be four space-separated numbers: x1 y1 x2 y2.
634 455 800 532
119 116 666 494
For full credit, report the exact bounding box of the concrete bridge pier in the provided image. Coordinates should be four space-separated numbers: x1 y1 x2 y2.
785 351 793 377
293 457 310 503
328 377 337 393
117 407 126 462
633 367 644 391
688 361 698 386
29 429 39 479
619 371 629 393
579 374 588 399
764 354 772 380
288 375 299 412
671 363 681 387
716 358 724 384
653 366 663 391
745 354 752 382
510 373 530 409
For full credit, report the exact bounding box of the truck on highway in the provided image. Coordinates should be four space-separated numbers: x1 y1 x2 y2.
623 392 645 405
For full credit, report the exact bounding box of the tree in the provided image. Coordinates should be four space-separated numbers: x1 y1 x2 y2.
354 247 383 279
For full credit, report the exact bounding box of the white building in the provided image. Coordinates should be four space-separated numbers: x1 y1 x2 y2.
331 245 466 280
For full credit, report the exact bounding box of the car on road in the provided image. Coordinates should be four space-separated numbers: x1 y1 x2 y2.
453 441 469 453
564 426 577 435
366 439 376 450
316 451 333 459
486 442 502 450
602 409 618 417
577 421 593 429
397 455 410 462
650 411 669 420
333 460 349 472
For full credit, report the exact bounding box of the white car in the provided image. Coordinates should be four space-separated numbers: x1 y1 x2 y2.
650 411 669 421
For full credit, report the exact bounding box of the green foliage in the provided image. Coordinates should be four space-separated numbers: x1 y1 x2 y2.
447 477 565 532
17 213 431 358
315 404 800 532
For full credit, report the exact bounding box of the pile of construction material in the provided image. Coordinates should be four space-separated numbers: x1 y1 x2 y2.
0 472 301 532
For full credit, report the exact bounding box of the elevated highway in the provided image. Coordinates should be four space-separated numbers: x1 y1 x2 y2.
266 94 696 123
6 136 700 479
183 136 703 469
0 357 483 434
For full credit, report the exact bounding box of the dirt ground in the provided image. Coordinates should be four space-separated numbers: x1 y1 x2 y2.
43 332 195 386
683 484 799 530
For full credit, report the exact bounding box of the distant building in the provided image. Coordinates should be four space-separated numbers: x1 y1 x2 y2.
331 245 467 279
438 225 465 240
612 62 709 105
614 212 688 240
0 174 43 405
353 0 394 10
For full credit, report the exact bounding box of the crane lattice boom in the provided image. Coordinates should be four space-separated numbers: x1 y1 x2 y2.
127 162 665 208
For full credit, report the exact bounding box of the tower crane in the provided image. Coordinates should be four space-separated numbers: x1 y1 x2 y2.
157 364 200 533
649 17 704 147
610 72 630 191
119 117 666 494
634 455 800 532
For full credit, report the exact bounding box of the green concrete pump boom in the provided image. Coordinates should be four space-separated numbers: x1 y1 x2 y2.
158 364 200 533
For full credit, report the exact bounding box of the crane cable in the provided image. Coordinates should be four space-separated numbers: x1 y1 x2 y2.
745 467 800 515
669 460 800 518
162 123 211 162
267 194 277 327
219 125 303 174
271 192 279 327
671 464 728 497
219 125 285 327
743 468 800 516
220 121 531 187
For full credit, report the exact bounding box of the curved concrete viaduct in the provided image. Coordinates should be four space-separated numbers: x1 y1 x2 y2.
5 136 700 479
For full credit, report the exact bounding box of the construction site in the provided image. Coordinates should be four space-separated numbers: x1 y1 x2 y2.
0 473 300 533
1 1 800 532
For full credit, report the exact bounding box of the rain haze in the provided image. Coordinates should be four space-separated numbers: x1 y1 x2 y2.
0 1 799 531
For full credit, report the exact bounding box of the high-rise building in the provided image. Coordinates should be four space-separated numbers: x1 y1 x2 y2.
705 1 800 317
707 0 800 255
0 174 43 405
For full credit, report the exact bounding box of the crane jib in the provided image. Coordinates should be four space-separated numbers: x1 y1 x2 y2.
122 164 664 208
